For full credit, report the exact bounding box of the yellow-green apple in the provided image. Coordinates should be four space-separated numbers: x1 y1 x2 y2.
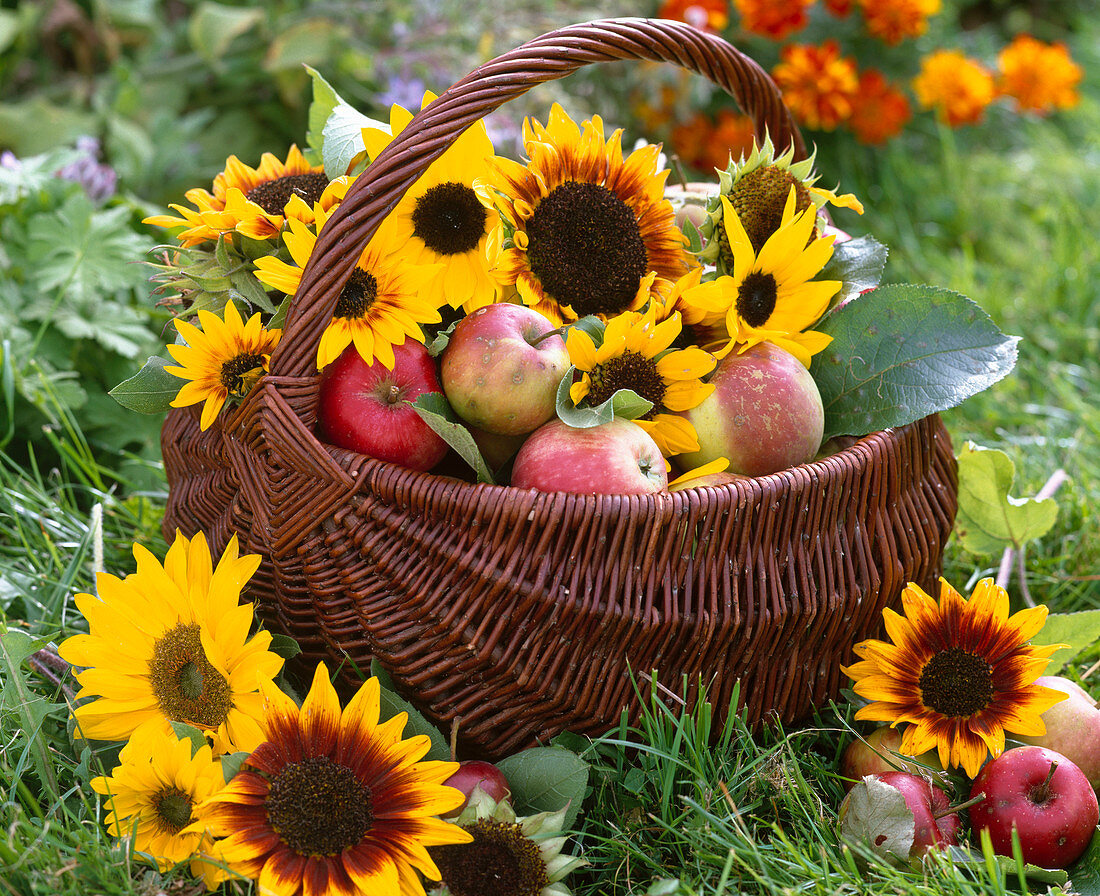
318 341 448 472
440 303 569 436
1018 675 1100 790
677 341 824 476
969 745 1099 869
510 419 667 494
467 424 528 471
839 726 944 791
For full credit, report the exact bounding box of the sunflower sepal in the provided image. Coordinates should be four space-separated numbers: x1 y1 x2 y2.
554 367 653 430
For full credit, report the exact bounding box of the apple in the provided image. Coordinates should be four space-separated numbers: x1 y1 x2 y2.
877 771 962 856
440 303 570 436
510 419 667 494
1018 676 1100 790
676 341 824 477
969 745 1099 868
442 760 511 817
839 726 944 791
318 341 448 472
467 424 528 472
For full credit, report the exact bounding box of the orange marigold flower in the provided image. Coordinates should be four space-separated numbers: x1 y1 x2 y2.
734 0 813 40
824 0 854 15
913 50 995 126
997 34 1083 114
671 109 758 175
859 0 941 45
849 70 912 144
772 41 859 131
658 0 730 31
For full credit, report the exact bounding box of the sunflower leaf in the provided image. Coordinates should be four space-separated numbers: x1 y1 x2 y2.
819 234 888 313
168 721 209 756
228 268 276 315
812 285 1018 440
370 660 450 762
410 392 494 484
304 65 343 164
1036 610 1100 675
219 751 250 783
555 369 652 428
497 745 590 829
569 315 605 347
109 355 180 414
322 102 386 179
954 441 1059 555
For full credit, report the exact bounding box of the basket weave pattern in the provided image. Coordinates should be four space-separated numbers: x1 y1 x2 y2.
161 18 958 757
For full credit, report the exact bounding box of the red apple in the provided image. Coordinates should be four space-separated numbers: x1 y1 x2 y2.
839 726 944 791
440 303 569 436
510 419 667 494
877 771 962 856
442 760 511 817
677 341 824 477
318 341 448 472
969 745 1099 869
1018 676 1100 790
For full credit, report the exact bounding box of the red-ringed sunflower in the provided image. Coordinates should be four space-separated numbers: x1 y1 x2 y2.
58 530 284 756
253 202 443 370
684 189 839 367
92 725 233 890
842 577 1068 778
479 103 691 325
163 300 281 431
361 92 502 313
202 662 472 896
144 145 336 246
566 308 715 457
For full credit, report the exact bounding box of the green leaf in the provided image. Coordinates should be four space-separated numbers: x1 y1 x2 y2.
187 2 264 67
267 633 302 661
220 751 250 783
1038 610 1100 675
411 393 494 484
322 103 386 179
812 285 1019 440
425 319 459 357
304 66 343 161
109 356 180 414
229 268 277 315
954 441 1059 555
555 367 652 428
370 660 450 762
169 721 210 755
569 315 605 347
497 745 590 829
1068 826 1100 896
0 629 59 798
819 234 888 311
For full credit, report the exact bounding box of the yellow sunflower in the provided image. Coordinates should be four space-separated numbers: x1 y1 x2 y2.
361 92 502 313
567 308 715 457
59 530 284 756
163 300 281 431
842 577 1068 778
144 145 334 246
202 662 472 896
683 190 838 367
479 103 691 324
253 202 442 370
92 725 233 890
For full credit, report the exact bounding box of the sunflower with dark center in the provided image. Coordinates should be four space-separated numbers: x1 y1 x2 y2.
361 91 502 313
161 300 281 431
682 189 839 368
91 725 232 889
479 103 690 325
254 201 443 370
842 577 1068 778
59 530 283 756
203 663 471 896
566 308 715 457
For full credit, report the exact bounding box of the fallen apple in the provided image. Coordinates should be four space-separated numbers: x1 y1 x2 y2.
839 726 944 791
317 341 448 472
1018 676 1100 791
510 419 667 494
442 760 511 818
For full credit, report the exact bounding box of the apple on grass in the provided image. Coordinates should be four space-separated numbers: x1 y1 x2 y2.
441 303 570 437
676 341 824 477
510 419 667 495
1018 675 1100 791
969 745 1099 869
839 726 943 791
317 340 448 472
442 760 511 818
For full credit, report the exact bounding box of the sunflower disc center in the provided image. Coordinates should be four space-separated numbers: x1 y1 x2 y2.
149 623 233 729
335 268 379 320
919 647 995 717
726 165 812 256
431 819 548 896
412 182 488 256
220 352 265 398
266 756 373 857
736 270 779 328
587 351 667 420
246 172 330 215
526 180 649 317
155 787 194 834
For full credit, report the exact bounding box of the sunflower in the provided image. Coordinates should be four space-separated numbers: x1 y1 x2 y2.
202 662 471 896
59 530 283 756
687 190 838 367
254 202 442 370
163 300 281 431
842 578 1068 778
567 308 714 457
479 103 690 325
92 726 233 890
429 791 586 896
360 92 502 313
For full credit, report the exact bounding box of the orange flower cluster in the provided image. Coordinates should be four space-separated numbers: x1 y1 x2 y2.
823 0 854 15
733 0 814 40
913 49 996 126
657 0 730 31
670 109 757 174
998 34 1083 114
849 70 912 144
858 0 942 45
772 40 859 131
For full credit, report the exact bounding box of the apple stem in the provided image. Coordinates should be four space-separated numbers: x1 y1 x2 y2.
933 793 986 819
529 326 569 347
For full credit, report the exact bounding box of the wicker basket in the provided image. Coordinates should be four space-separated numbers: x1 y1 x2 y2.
160 18 958 758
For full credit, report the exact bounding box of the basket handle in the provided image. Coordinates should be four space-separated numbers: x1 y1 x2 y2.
267 16 805 380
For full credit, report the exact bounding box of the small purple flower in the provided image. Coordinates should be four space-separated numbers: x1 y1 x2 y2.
57 136 117 202
1 150 21 170
377 71 428 111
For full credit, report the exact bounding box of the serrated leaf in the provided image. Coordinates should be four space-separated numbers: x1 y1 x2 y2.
229 268 276 315
410 392 494 483
1068 825 1100 895
819 234 888 312
954 442 1059 555
837 776 916 865
322 103 386 178
812 285 1018 440
187 2 263 66
109 355 180 414
497 746 590 830
1038 610 1100 675
370 659 450 762
555 368 652 428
